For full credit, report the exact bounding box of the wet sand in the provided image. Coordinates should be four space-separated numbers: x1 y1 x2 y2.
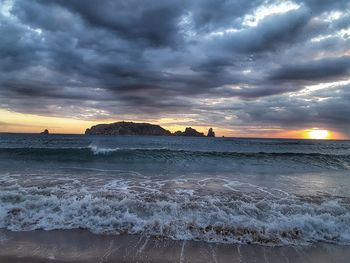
0 229 349 263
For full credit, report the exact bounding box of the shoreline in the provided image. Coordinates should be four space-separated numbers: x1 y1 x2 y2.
1 229 350 263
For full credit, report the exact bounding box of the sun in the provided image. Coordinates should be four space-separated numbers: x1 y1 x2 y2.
308 129 329 140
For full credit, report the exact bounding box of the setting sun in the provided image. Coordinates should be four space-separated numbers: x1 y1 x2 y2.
308 129 329 140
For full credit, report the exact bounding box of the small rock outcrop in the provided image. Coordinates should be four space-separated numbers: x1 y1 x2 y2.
207 128 215 137
173 127 205 137
40 129 49 135
85 122 172 136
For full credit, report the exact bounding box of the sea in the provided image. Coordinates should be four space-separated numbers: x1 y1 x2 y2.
0 133 350 246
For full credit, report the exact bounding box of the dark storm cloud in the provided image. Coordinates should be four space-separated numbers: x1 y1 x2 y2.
213 8 312 53
270 56 350 82
1 0 350 135
16 0 184 47
187 0 263 32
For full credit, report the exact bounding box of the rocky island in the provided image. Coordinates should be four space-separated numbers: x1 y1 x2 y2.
85 122 171 136
85 122 215 137
207 128 215 137
173 127 204 137
40 129 50 135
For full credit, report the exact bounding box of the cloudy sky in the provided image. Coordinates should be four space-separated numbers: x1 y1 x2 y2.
0 0 349 138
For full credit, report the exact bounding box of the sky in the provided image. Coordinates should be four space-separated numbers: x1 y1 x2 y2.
0 0 349 139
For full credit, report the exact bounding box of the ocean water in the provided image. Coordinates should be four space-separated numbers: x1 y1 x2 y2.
0 133 350 246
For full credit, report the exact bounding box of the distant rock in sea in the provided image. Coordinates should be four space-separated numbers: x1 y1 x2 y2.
40 129 49 135
207 128 215 137
85 121 172 136
85 122 215 137
173 127 205 137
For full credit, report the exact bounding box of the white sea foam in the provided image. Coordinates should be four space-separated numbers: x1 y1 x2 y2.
88 145 120 155
1 174 350 246
88 145 171 155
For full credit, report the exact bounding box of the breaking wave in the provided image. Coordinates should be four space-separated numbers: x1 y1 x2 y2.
0 174 350 246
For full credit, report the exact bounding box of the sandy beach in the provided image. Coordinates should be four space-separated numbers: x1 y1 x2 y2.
0 229 349 263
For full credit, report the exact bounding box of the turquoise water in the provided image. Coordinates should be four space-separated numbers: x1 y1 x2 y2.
0 134 350 245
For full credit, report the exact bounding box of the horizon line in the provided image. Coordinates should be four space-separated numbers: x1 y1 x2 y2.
0 131 348 141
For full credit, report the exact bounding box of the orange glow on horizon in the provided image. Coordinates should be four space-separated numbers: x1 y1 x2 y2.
0 109 348 140
307 129 330 140
0 109 103 134
221 128 346 140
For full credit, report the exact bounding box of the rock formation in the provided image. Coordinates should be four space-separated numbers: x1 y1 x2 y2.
207 128 215 137
40 129 49 135
85 122 172 136
85 122 215 137
173 127 205 137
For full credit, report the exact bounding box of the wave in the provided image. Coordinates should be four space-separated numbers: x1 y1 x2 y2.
0 146 349 170
0 174 350 246
1 145 350 157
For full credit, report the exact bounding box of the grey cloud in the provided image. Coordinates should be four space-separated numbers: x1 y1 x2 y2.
32 0 184 48
298 0 350 14
1 0 350 136
215 8 312 54
234 84 350 134
187 0 263 32
269 56 350 82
